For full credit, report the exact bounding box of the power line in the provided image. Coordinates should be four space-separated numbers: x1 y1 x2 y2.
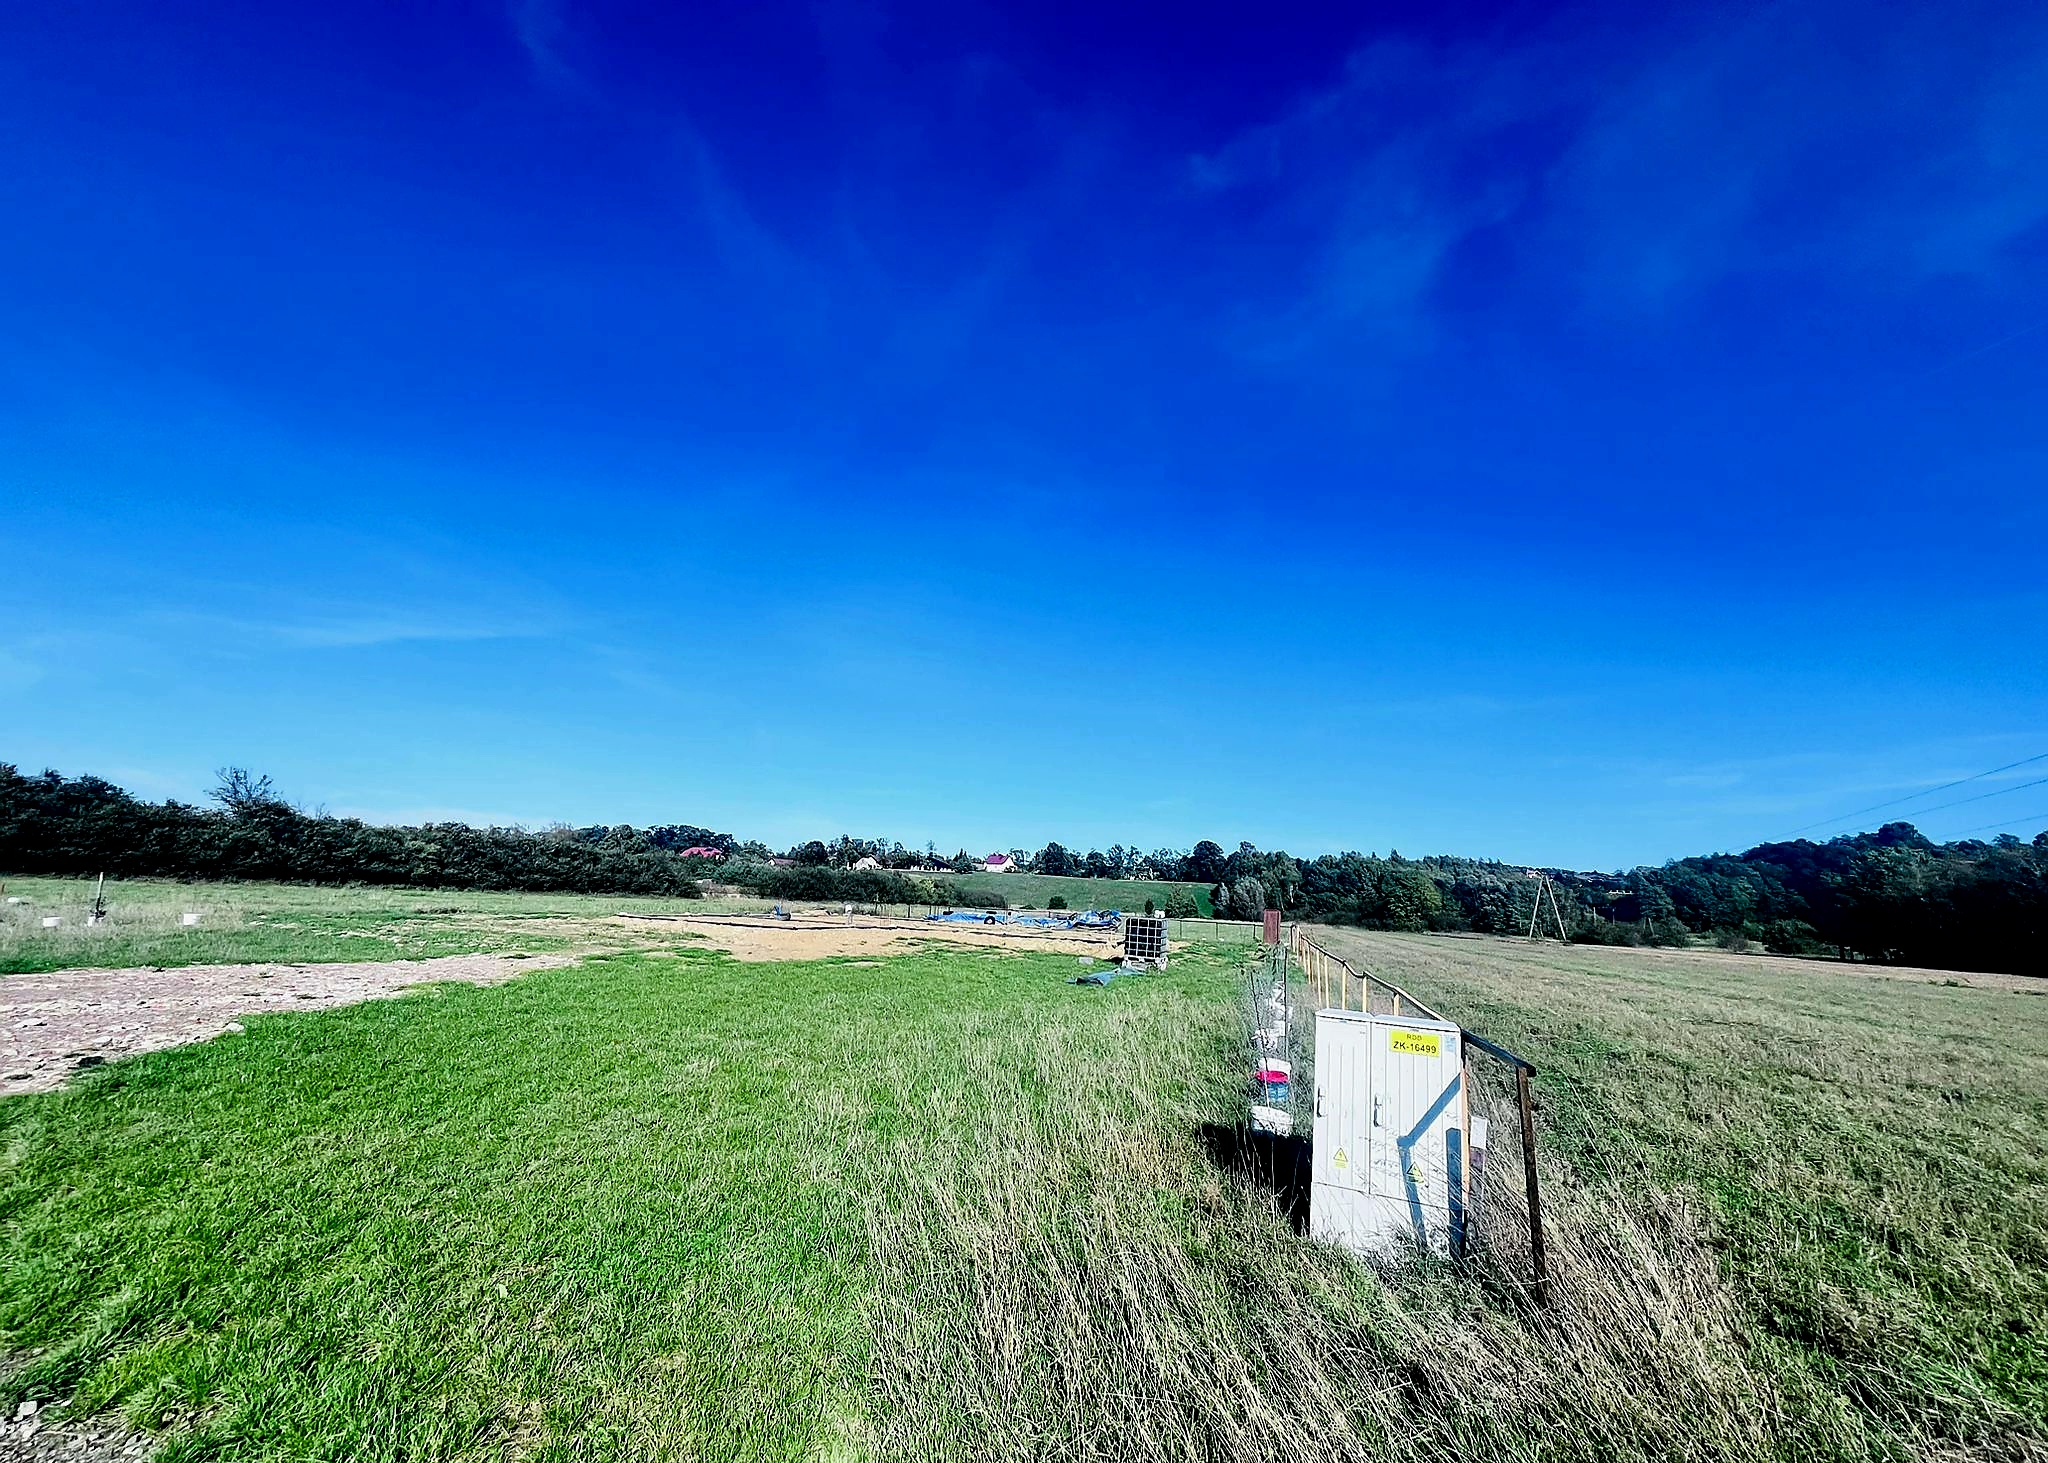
1898 774 2048 821
1953 809 2048 837
1786 750 2048 835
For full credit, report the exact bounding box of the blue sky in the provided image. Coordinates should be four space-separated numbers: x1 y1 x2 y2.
3 0 2045 869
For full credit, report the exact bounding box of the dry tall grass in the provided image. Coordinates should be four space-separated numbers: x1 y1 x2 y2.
1316 929 2048 1463
855 960 1783 1463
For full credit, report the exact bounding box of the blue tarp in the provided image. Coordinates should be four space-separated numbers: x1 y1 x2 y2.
925 909 1124 929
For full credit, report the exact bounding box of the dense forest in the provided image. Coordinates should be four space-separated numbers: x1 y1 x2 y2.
4 764 2043 975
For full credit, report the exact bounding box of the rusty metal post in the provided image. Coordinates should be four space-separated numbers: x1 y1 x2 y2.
1517 1064 1550 1306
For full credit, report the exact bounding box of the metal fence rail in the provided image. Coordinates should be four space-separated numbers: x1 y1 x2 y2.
1290 926 1550 1304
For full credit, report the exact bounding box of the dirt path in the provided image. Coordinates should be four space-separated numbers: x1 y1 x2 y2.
1 951 578 1096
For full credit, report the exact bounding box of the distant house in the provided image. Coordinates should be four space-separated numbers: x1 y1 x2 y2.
851 856 882 871
984 853 1019 874
678 846 726 860
769 857 796 868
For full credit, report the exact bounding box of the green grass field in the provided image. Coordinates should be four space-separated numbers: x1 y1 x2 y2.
940 869 1216 914
2 889 2042 1462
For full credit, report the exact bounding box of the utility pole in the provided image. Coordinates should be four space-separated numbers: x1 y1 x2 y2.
1524 871 1569 942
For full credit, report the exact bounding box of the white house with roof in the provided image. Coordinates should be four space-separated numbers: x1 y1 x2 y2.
983 852 1020 874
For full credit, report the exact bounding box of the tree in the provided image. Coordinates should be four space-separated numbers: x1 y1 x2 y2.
209 768 282 816
1264 853 1301 909
1379 866 1443 930
1188 840 1226 883
1210 882 1230 918
1036 842 1075 876
793 840 829 866
1229 876 1268 920
644 824 734 853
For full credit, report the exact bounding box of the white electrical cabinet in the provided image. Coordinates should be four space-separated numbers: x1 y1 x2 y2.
1309 1009 1469 1259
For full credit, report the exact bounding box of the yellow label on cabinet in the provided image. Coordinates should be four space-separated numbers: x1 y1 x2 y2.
1332 1148 1349 1170
1389 1029 1441 1058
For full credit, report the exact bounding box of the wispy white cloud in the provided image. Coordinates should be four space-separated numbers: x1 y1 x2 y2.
1189 40 1546 356
510 0 585 92
1192 1 2048 335
0 647 45 692
1579 733 2048 843
1362 691 1576 721
271 616 532 649
1906 45 2048 276
1545 3 2048 307
96 765 208 800
147 605 552 652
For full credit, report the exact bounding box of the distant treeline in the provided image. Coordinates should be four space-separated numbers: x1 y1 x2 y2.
1203 827 2046 977
5 765 2043 975
0 767 997 909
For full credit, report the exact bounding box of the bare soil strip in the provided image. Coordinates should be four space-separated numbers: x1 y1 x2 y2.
1 952 578 1095
612 910 1128 962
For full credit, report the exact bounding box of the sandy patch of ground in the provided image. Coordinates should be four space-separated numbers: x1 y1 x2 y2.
615 911 1130 963
1 951 579 1095
0 1405 151 1462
